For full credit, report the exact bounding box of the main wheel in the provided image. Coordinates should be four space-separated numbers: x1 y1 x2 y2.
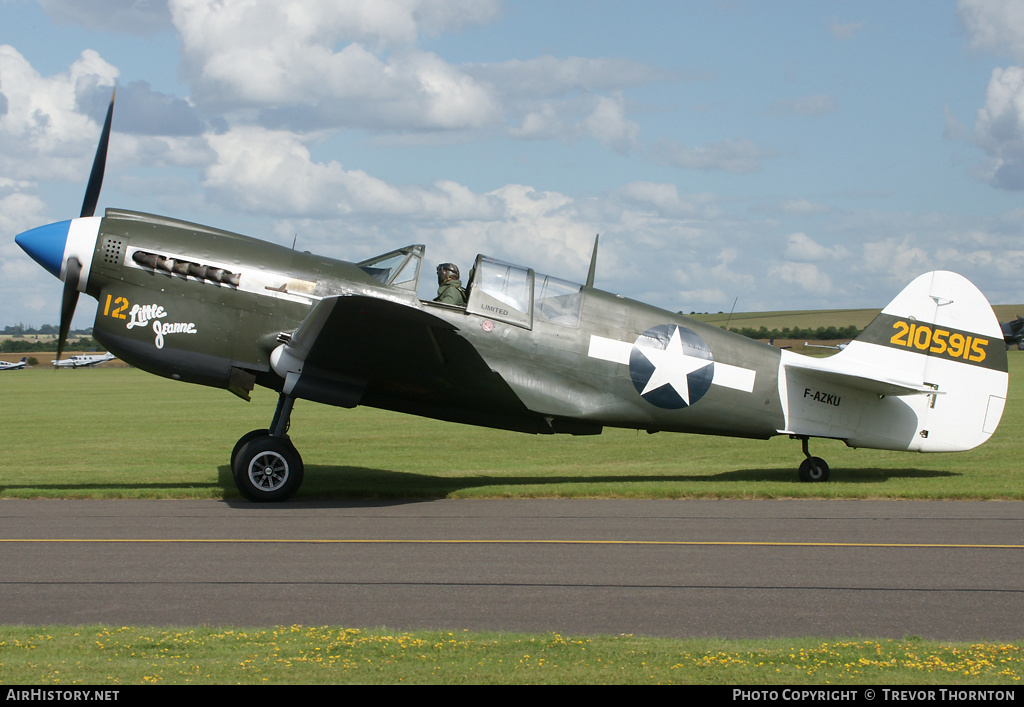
798 457 830 482
233 436 304 502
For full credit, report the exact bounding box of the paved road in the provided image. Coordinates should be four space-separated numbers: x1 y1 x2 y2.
0 498 1021 640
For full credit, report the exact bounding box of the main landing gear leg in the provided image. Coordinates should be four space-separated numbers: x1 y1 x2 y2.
796 436 830 483
231 393 305 502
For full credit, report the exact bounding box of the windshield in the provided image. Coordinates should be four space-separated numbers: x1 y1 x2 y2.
357 245 423 290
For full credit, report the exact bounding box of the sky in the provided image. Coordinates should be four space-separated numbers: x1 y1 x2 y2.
2 0 1024 330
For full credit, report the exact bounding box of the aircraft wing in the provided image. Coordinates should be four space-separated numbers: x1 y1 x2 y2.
271 295 541 431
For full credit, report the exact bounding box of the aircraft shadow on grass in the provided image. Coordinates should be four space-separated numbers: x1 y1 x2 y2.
214 464 959 500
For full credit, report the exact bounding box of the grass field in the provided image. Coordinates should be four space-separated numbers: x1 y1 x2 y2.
1 355 1022 500
1 356 1021 685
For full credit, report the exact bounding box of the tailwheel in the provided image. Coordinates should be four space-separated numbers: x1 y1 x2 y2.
796 436 830 482
232 435 304 502
798 456 830 482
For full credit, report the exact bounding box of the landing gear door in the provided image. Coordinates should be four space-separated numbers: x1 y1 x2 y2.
466 255 534 330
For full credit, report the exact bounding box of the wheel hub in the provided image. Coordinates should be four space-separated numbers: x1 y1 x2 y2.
248 451 288 491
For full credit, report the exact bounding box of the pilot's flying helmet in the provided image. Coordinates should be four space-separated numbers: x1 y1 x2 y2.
436 262 460 283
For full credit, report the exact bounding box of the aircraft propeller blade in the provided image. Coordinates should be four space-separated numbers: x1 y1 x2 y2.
81 89 115 219
52 88 114 362
56 257 82 362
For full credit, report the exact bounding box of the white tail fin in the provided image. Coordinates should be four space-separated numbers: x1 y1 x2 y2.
780 271 1008 452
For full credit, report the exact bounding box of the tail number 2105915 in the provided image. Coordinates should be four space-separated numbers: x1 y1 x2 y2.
889 320 987 363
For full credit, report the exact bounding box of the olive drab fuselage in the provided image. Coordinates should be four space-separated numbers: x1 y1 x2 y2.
83 209 786 441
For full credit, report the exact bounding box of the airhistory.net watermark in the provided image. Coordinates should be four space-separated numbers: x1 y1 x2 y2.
6 690 119 702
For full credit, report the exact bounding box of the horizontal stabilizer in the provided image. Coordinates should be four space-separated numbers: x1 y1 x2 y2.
785 358 940 397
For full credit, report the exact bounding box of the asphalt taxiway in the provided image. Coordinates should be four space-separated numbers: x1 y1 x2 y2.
0 498 1021 639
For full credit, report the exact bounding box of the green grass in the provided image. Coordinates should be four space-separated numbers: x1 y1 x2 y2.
0 626 1019 685
1 355 1023 500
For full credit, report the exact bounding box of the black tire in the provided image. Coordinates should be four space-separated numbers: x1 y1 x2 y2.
231 429 271 470
232 436 304 502
798 457 830 482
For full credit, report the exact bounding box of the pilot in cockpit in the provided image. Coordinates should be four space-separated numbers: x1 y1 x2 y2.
433 262 468 306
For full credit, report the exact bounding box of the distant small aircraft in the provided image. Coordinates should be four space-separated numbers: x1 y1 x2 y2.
1000 316 1024 350
0 357 27 371
52 352 116 369
12 91 1011 500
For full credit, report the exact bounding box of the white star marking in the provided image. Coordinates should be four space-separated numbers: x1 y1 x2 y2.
636 326 713 404
587 333 756 393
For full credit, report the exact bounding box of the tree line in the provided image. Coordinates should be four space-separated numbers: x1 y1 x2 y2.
2 324 98 353
1 337 102 353
3 324 92 336
728 324 861 341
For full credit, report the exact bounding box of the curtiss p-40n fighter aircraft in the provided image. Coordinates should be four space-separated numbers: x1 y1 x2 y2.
14 95 1009 500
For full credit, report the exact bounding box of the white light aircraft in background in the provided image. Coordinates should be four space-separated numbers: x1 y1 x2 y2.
52 352 117 369
0 357 28 370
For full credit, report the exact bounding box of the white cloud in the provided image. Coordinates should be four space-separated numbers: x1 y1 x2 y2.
862 236 932 279
953 2 1024 191
582 93 641 154
507 90 651 150
0 45 118 182
615 182 721 220
170 0 504 129
972 65 1024 190
166 0 678 148
432 184 598 278
0 179 47 236
768 262 833 294
203 126 500 221
784 232 849 262
171 0 498 53
508 104 563 140
958 0 1024 62
711 247 755 287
